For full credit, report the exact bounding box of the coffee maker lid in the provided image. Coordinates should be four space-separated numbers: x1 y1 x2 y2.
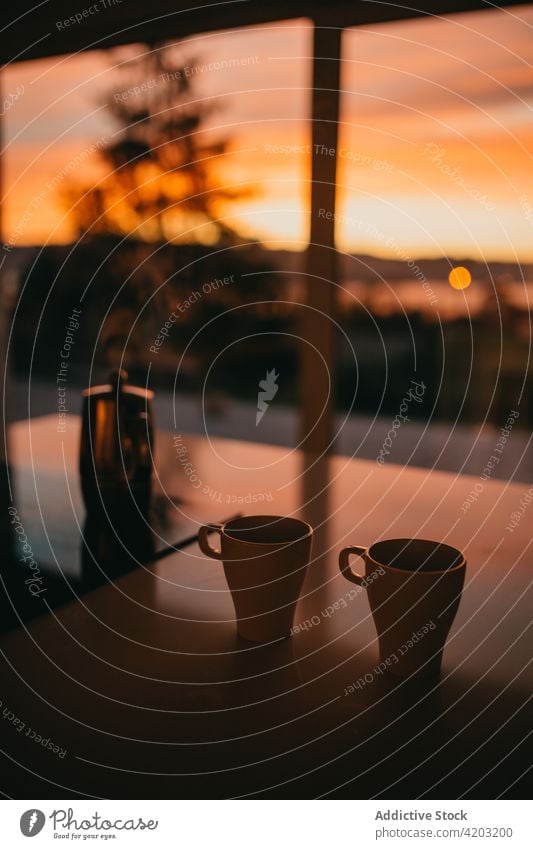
82 369 154 400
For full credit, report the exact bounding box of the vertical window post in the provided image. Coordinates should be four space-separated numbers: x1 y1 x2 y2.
300 23 341 456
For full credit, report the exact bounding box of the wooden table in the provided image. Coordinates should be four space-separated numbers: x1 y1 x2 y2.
0 415 531 798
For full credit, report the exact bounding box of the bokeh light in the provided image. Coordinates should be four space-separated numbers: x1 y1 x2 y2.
448 266 472 290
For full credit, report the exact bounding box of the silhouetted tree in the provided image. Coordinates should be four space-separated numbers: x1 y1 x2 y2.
64 43 246 245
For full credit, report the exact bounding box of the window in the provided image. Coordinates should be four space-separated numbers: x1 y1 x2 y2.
333 6 533 480
3 21 312 447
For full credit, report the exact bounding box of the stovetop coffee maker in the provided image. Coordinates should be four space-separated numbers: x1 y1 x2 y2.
79 369 154 515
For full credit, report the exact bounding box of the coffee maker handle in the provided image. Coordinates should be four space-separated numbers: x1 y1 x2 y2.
199 523 223 560
339 545 367 585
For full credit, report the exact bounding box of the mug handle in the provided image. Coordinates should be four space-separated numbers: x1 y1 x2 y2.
199 523 223 560
339 545 367 586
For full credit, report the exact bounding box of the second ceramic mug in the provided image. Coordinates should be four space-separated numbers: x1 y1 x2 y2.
199 515 313 642
339 538 466 677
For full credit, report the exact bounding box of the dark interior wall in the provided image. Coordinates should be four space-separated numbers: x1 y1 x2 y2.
0 1 529 64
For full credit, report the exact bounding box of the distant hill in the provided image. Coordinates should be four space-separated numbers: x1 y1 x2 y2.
261 247 532 284
5 244 532 289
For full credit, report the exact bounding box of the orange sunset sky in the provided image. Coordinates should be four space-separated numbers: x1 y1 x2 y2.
3 5 533 261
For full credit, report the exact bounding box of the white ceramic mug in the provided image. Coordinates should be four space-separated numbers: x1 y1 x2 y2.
339 538 466 677
199 515 313 642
